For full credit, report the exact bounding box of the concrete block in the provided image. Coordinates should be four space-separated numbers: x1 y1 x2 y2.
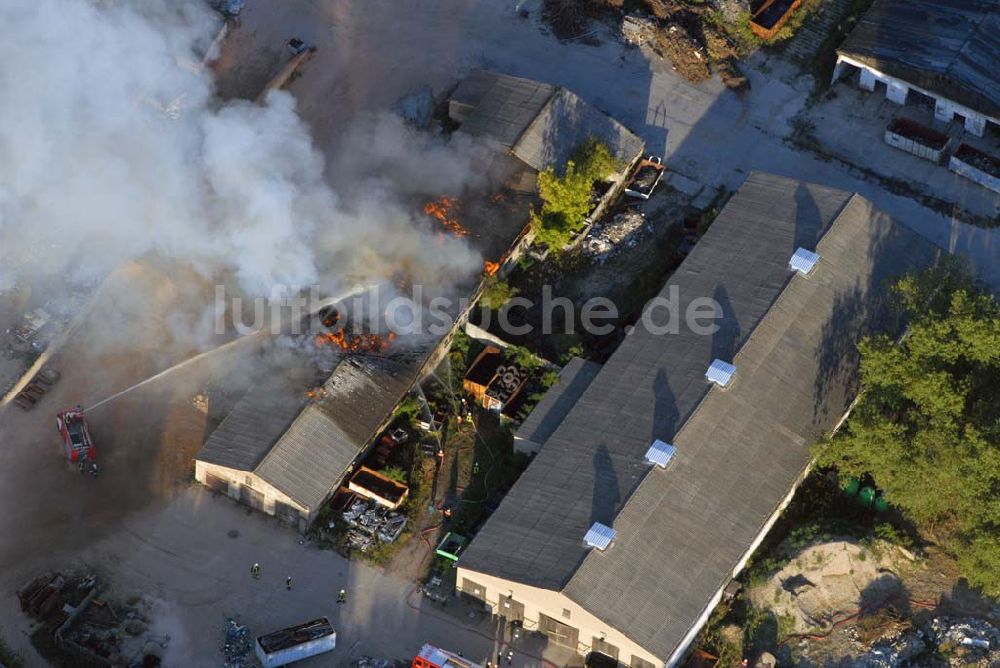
935 99 955 123
859 68 876 92
965 113 986 137
886 81 908 105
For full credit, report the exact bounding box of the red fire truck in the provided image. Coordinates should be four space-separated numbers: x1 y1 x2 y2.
56 407 96 468
412 644 480 668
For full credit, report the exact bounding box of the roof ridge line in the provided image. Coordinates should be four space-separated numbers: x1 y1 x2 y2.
509 86 561 162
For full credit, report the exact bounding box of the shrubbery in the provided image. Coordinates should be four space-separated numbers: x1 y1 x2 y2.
531 138 619 249
815 260 1000 597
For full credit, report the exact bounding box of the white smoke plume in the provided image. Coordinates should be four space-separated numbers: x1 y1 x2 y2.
0 0 485 305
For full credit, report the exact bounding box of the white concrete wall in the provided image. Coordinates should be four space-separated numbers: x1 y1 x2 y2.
884 129 946 162
455 567 662 667
195 460 315 528
836 55 997 137
949 155 1000 194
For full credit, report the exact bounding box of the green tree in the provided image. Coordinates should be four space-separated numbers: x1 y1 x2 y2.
480 274 518 310
532 137 620 249
815 260 1000 597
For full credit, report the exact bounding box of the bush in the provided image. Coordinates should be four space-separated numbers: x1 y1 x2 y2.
532 138 620 249
381 466 407 484
815 260 1000 597
480 275 518 310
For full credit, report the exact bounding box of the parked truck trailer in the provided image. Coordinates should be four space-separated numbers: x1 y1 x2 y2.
255 617 336 667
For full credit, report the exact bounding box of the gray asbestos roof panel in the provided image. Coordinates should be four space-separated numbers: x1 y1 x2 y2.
460 173 940 661
838 0 1000 118
515 357 602 450
196 378 309 472
255 355 421 511
456 71 645 172
512 88 645 172
459 72 556 149
460 173 857 590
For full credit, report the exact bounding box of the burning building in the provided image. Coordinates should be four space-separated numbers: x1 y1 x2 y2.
196 351 421 530
193 72 645 529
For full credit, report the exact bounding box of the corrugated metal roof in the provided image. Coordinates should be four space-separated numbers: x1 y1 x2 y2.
458 72 556 149
514 357 602 452
455 71 645 172
459 173 940 661
512 88 645 172
837 0 1000 118
255 355 420 510
196 372 312 471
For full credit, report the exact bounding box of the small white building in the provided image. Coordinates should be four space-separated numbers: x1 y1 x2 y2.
833 0 1000 137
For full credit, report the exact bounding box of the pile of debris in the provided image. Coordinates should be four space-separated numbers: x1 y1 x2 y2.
341 498 408 552
18 571 167 666
620 13 657 46
222 618 253 668
583 209 651 261
853 617 1000 667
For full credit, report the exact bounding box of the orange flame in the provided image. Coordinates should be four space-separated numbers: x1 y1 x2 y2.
490 192 506 205
314 330 397 354
484 260 500 276
424 196 470 238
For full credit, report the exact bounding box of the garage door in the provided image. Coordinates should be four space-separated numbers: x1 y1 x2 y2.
205 473 228 494
274 501 301 525
590 636 619 660
498 594 524 623
239 485 264 511
461 579 487 604
539 613 579 649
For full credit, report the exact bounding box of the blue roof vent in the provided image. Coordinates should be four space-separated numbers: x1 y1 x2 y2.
645 440 677 468
789 248 820 276
584 522 617 551
706 359 736 387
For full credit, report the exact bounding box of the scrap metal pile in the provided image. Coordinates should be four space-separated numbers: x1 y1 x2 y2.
18 571 167 666
222 618 254 668
849 616 1000 667
583 209 652 261
342 497 408 552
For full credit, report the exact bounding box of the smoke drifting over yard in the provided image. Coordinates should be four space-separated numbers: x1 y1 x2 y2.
0 0 484 302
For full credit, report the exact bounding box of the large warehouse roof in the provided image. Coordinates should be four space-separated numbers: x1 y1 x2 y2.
837 0 1000 118
452 70 644 172
459 172 940 661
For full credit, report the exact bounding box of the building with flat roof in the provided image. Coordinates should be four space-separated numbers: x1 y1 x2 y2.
833 0 1000 136
456 172 940 667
